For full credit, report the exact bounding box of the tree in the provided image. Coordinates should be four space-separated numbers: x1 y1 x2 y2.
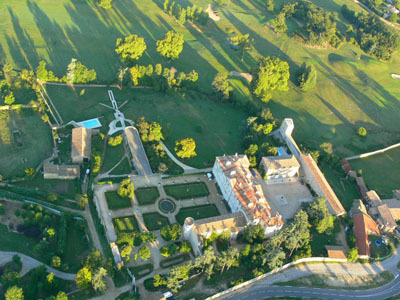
117 178 134 198
76 267 92 290
241 224 265 244
160 243 179 257
228 33 253 61
284 210 310 256
160 224 182 241
36 60 59 82
357 127 367 136
24 168 35 177
217 248 239 273
266 0 274 12
298 63 317 91
272 13 287 33
306 197 335 234
55 292 68 300
92 267 107 293
154 274 167 287
347 247 358 262
262 248 286 270
166 264 191 292
75 194 88 209
180 241 192 253
120 244 132 258
156 31 184 60
51 256 61 268
175 138 196 159
5 286 24 300
389 13 398 23
115 35 147 63
98 0 112 9
251 56 290 99
108 135 123 146
4 92 15 105
66 59 97 84
212 73 233 100
139 245 151 260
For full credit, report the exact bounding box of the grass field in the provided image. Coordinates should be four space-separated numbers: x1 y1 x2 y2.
175 204 220 224
349 148 400 196
135 187 160 206
113 216 139 233
1 0 399 159
101 141 126 173
0 109 52 178
105 191 132 210
142 212 170 231
164 182 210 200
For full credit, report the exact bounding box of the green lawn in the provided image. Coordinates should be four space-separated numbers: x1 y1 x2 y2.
109 157 133 176
1 0 399 162
0 109 52 178
135 187 160 206
105 191 132 210
349 148 400 197
129 263 154 280
175 204 220 225
101 141 126 173
369 235 390 259
164 182 210 200
309 220 341 256
142 212 170 231
113 216 139 233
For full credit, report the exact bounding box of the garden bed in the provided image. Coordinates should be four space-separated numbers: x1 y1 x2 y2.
175 204 220 225
160 253 191 269
129 263 154 279
164 182 210 200
105 191 132 210
135 187 160 205
142 212 170 231
113 216 140 233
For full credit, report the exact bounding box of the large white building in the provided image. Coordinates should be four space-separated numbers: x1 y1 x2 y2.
212 154 283 236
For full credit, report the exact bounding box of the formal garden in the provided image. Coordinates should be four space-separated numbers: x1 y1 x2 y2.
105 191 132 210
135 187 160 206
164 182 210 200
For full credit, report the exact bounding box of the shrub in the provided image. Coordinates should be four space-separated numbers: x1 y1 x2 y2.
357 126 367 136
117 178 134 199
160 224 182 241
108 135 123 146
139 246 151 260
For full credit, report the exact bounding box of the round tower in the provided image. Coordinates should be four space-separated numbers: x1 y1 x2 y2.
183 217 195 240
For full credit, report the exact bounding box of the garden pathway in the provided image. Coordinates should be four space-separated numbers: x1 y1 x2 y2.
0 251 76 280
160 141 196 171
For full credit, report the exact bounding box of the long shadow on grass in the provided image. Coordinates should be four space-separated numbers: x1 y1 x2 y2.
309 51 399 131
221 7 301 84
26 0 78 74
7 7 41 69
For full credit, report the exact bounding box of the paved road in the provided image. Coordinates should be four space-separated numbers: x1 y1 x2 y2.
125 126 153 177
225 275 400 300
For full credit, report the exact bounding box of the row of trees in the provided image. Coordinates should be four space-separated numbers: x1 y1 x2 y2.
36 59 97 84
163 0 209 25
341 5 400 60
116 31 184 63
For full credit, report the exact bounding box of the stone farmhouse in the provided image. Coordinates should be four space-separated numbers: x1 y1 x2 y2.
71 127 92 163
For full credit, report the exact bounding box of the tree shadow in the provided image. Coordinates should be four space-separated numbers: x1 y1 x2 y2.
7 7 41 69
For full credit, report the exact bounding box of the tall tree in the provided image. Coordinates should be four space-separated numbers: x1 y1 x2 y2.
156 31 184 60
5 286 24 300
66 59 97 84
212 72 233 100
262 247 286 269
228 33 253 61
306 197 335 234
284 210 310 256
266 0 274 12
115 35 147 63
92 267 107 293
272 13 287 33
76 267 92 290
97 0 112 9
175 138 197 159
117 178 134 198
251 56 290 100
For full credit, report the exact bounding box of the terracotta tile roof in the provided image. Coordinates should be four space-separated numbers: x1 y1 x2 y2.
215 155 283 229
71 127 92 160
301 154 345 216
377 204 397 229
353 213 380 257
261 155 300 170
325 245 347 259
193 212 247 236
340 158 352 174
383 199 400 221
355 177 368 199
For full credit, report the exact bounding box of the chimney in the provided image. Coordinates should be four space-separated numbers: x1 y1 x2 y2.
230 170 236 176
226 161 232 167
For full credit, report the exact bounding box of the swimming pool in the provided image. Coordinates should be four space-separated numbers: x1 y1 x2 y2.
77 118 102 129
277 147 287 156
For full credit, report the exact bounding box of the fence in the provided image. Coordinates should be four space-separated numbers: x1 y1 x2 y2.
204 257 348 300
